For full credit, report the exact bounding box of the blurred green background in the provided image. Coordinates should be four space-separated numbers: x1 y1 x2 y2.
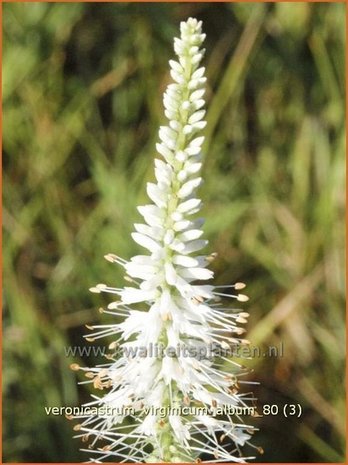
3 2 346 462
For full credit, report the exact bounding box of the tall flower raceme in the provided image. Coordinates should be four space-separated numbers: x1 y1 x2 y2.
70 18 260 463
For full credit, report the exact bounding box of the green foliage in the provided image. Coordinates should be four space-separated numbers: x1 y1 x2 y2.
3 3 345 462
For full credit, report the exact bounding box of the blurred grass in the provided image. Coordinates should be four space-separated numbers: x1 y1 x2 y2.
3 2 345 463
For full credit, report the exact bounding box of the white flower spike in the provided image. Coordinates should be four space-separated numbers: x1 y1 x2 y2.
70 18 260 463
